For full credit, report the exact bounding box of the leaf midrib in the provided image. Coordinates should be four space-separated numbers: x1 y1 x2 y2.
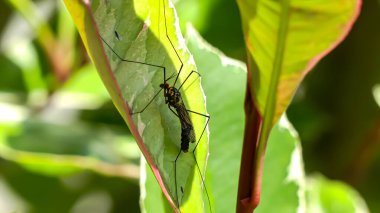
256 0 291 164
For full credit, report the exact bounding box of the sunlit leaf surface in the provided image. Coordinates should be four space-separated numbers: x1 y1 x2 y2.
237 0 361 124
236 1 361 210
64 0 209 211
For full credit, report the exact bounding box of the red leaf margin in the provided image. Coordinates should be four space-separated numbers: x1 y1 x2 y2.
63 0 179 211
236 0 362 212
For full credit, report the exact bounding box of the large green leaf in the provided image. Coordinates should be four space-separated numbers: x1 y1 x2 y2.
238 0 361 125
185 26 246 212
63 0 209 211
236 0 361 210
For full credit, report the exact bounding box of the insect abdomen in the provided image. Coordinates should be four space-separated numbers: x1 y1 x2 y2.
181 126 195 152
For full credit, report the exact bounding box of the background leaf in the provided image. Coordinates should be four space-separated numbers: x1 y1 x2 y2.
174 0 245 60
306 175 369 213
256 116 306 213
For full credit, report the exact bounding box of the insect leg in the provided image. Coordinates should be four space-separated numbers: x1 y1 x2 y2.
174 149 182 208
168 106 179 118
131 70 178 114
187 109 212 212
186 110 210 149
162 0 184 87
178 70 201 91
131 88 163 115
101 36 167 80
100 36 172 115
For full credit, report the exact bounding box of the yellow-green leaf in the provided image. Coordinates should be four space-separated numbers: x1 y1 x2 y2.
238 0 361 125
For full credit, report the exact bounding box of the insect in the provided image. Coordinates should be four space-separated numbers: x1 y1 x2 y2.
98 0 211 211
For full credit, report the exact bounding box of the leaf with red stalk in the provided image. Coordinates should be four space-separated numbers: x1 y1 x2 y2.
236 0 362 212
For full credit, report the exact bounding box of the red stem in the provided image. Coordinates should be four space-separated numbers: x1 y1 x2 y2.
236 67 263 213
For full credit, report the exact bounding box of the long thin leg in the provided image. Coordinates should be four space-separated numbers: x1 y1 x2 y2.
162 0 183 87
172 109 210 211
128 64 177 115
168 105 179 118
187 110 210 150
192 154 212 212
186 110 212 212
101 36 167 80
101 36 171 115
130 70 177 114
131 88 163 115
174 149 182 209
178 70 201 91
130 70 175 114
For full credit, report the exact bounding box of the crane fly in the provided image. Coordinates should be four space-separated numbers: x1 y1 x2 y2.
97 0 212 212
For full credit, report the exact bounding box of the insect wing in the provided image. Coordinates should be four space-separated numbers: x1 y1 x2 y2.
176 103 196 143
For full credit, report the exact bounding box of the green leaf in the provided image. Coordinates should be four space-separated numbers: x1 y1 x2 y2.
64 0 209 211
306 175 369 213
140 158 169 213
256 116 306 212
237 0 361 125
173 0 218 32
236 0 361 210
185 25 246 212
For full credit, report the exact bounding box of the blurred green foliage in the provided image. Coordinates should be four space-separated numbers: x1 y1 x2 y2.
0 0 379 212
0 1 140 212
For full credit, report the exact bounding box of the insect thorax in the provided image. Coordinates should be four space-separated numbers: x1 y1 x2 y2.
166 86 182 107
